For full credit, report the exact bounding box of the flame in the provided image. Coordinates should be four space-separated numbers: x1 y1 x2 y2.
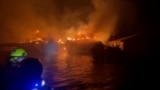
58 38 65 44
63 47 66 50
57 31 94 44
22 29 48 44
58 39 62 42
36 37 43 41
35 30 40 34
67 37 72 41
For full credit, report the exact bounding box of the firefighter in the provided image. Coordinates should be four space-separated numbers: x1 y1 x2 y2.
3 47 43 90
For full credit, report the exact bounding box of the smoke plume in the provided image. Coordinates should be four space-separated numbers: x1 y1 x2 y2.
0 0 137 43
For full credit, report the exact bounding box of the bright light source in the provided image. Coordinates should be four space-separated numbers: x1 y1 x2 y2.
67 37 72 40
41 80 46 86
35 83 38 87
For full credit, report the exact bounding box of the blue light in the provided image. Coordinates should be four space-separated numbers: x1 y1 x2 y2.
41 80 45 86
35 83 39 87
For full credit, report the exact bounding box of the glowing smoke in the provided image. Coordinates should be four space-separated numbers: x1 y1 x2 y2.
0 0 137 43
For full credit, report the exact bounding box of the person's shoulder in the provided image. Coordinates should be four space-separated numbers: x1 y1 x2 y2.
23 57 39 61
20 57 42 69
21 57 41 64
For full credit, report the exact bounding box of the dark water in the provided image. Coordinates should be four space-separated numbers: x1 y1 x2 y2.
42 50 125 90
0 45 125 90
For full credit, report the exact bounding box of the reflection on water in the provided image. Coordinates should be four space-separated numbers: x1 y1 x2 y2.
43 52 123 90
0 46 124 90
43 54 94 87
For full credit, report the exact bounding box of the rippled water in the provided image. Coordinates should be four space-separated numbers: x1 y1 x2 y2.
0 45 125 90
42 52 124 90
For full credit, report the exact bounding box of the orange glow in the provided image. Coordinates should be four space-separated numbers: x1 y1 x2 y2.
63 47 66 50
58 38 65 44
58 39 62 42
36 37 43 41
57 31 94 44
67 37 72 41
86 36 90 40
72 39 76 41
22 30 47 44
35 30 40 34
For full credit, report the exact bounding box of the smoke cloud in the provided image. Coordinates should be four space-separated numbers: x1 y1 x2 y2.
0 0 137 43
